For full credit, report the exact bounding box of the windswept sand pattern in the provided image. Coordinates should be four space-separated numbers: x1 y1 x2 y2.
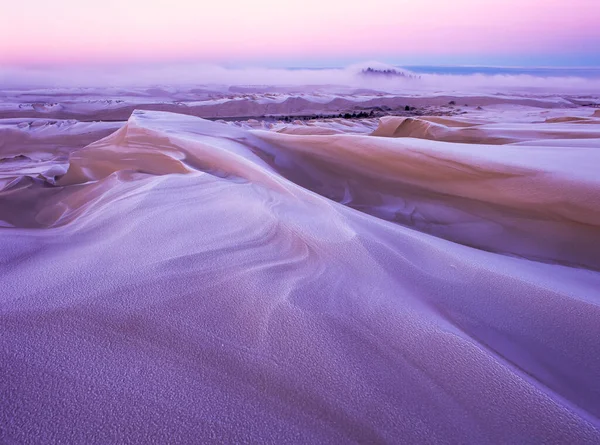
1 109 600 443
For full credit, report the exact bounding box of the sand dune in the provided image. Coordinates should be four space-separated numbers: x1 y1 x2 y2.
0 87 583 121
0 118 121 159
256 122 600 270
544 116 599 123
1 109 600 443
371 115 600 144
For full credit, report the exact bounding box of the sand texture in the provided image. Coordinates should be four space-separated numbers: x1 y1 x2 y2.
1 104 600 443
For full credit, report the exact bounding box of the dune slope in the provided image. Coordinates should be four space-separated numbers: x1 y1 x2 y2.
1 111 599 444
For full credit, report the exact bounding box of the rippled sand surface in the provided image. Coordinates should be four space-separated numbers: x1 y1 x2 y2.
1 108 600 443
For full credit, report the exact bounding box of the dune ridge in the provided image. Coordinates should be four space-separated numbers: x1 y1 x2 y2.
4 110 600 270
0 89 581 121
371 115 600 144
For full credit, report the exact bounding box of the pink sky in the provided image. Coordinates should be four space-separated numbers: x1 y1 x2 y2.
1 0 599 66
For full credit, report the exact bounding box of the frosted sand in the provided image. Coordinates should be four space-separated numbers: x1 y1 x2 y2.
1 108 600 443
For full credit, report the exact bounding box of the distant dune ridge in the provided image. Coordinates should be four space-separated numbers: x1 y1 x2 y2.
1 85 600 443
0 90 587 122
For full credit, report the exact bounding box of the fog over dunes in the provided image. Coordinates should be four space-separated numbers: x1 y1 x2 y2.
2 62 600 93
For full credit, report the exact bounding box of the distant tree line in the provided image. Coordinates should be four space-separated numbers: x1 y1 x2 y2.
274 110 375 122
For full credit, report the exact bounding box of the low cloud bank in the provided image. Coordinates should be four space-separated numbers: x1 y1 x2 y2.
1 61 599 94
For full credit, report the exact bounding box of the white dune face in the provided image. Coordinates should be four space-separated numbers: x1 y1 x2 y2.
1 107 600 443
